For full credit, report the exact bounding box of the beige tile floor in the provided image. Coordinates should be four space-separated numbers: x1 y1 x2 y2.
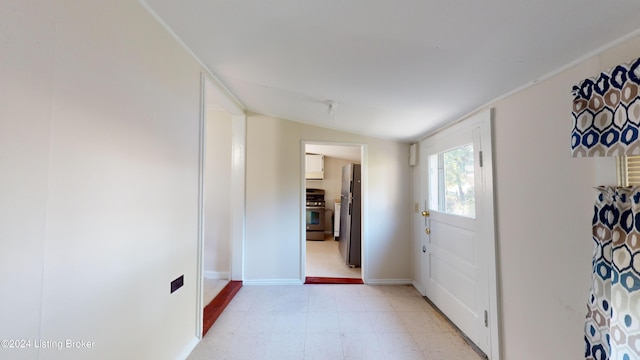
306 237 361 279
188 284 485 360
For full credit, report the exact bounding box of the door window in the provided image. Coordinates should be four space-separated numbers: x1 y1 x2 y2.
428 144 475 218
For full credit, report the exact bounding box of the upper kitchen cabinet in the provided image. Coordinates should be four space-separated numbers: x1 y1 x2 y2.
305 154 324 180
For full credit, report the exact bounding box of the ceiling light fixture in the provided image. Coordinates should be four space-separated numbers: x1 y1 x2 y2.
324 100 338 116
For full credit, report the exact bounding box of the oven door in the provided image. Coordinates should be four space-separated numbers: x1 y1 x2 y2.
306 207 325 231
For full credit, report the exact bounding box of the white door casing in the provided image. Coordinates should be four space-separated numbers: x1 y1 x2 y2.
418 109 499 359
196 73 246 338
300 141 366 283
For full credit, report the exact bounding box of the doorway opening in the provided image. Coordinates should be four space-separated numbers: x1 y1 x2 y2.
197 74 246 336
302 142 365 284
201 103 232 306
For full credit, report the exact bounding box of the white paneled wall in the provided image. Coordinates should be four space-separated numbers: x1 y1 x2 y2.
1 1 210 358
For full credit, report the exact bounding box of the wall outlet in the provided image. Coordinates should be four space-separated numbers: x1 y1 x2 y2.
170 275 184 293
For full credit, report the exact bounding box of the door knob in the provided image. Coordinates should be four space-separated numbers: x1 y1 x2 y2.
421 210 430 217
425 228 431 235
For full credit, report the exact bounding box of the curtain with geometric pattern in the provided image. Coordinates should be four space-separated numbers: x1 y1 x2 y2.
571 57 640 157
585 186 640 360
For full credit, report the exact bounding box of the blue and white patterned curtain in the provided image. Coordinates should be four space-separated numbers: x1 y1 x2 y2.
585 186 640 360
571 57 640 157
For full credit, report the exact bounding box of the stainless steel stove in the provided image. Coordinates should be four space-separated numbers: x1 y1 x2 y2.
306 188 326 240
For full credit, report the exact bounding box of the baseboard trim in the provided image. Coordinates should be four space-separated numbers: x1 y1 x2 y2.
176 336 199 360
202 280 242 336
203 271 229 279
365 278 414 285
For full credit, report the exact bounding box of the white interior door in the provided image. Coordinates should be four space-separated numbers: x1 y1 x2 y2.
420 114 494 356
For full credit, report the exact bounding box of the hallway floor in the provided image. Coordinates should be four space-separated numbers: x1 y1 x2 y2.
306 236 361 279
203 279 229 308
187 284 484 360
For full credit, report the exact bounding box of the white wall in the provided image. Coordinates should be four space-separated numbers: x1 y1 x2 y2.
205 109 232 277
459 36 639 359
0 1 212 358
246 113 412 283
0 2 55 358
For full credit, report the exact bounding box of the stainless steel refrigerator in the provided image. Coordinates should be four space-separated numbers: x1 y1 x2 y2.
338 163 361 267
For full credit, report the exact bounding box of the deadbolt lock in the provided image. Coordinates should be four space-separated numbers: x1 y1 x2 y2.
421 210 430 217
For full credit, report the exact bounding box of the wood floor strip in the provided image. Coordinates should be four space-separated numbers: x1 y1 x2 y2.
202 280 243 336
304 276 364 284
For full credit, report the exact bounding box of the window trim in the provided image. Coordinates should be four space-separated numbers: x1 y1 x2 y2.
618 155 628 187
619 155 640 186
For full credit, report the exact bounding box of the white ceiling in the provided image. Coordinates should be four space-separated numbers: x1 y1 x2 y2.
143 0 640 142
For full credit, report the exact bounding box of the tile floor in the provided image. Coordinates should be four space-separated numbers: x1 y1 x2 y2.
188 284 484 360
204 278 229 308
306 237 361 279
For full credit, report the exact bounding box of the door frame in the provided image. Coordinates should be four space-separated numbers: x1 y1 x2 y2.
300 141 367 283
417 109 500 359
196 73 246 337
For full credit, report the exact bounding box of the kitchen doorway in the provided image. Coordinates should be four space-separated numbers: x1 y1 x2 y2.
302 142 365 283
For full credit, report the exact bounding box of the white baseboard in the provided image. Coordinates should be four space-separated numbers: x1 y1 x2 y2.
175 336 199 360
365 278 413 285
411 280 426 295
203 271 229 280
242 279 304 286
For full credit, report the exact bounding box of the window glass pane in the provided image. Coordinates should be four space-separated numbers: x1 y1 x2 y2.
443 144 475 218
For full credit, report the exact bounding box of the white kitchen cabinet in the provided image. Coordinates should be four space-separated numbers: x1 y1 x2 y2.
305 154 324 180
